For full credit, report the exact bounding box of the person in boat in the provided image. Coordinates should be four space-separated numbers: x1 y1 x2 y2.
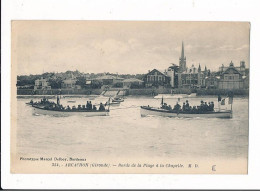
161 103 166 109
192 106 197 113
99 103 105 111
204 102 208 111
57 96 60 105
218 94 222 111
185 100 190 110
86 101 90 110
82 105 86 109
89 101 93 110
93 105 97 111
67 105 71 110
182 102 186 111
211 102 215 111
173 102 181 111
166 105 172 110
78 105 82 110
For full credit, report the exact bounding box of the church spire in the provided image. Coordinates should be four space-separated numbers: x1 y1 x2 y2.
181 41 185 59
179 41 186 73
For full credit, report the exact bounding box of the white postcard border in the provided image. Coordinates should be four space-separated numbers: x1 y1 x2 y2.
1 0 260 189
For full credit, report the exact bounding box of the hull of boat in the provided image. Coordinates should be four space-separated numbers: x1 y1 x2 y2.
112 99 124 102
140 106 232 118
33 106 109 116
154 93 196 99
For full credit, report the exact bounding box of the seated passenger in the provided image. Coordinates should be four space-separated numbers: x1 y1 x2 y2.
89 101 93 110
182 102 186 111
166 105 172 110
99 103 105 111
162 103 167 109
86 101 90 110
211 102 215 111
173 102 181 111
204 102 208 111
78 105 81 110
185 100 190 110
93 105 97 110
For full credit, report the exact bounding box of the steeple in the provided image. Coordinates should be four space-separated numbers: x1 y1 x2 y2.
198 63 201 72
179 41 186 73
181 41 185 59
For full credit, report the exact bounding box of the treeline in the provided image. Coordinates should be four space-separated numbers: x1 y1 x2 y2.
17 70 145 89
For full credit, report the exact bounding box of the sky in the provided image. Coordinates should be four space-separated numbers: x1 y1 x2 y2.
12 21 250 75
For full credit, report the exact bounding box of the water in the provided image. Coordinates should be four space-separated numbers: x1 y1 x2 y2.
16 96 249 161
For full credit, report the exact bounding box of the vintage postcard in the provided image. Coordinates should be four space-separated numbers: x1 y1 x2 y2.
11 21 249 174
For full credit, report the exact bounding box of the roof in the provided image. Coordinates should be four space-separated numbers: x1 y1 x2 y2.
146 69 169 77
122 78 144 83
222 66 242 75
95 75 124 80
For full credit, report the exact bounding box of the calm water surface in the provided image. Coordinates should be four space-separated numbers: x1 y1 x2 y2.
16 96 249 160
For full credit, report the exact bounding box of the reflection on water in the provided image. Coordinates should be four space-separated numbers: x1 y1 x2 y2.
16 96 249 160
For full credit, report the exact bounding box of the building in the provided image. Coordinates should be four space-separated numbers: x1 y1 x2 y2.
205 73 218 89
61 78 77 88
122 78 144 88
143 69 170 87
219 60 247 76
218 61 245 89
178 64 207 88
177 42 207 88
166 64 179 88
95 75 124 85
34 77 51 90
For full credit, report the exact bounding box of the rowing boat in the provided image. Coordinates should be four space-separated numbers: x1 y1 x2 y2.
154 93 197 99
32 105 109 117
140 106 232 118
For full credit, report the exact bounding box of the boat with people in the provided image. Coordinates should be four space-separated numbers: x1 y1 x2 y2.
67 100 76 103
111 96 124 102
32 105 109 117
154 93 197 99
30 96 110 117
105 101 121 106
141 97 233 118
